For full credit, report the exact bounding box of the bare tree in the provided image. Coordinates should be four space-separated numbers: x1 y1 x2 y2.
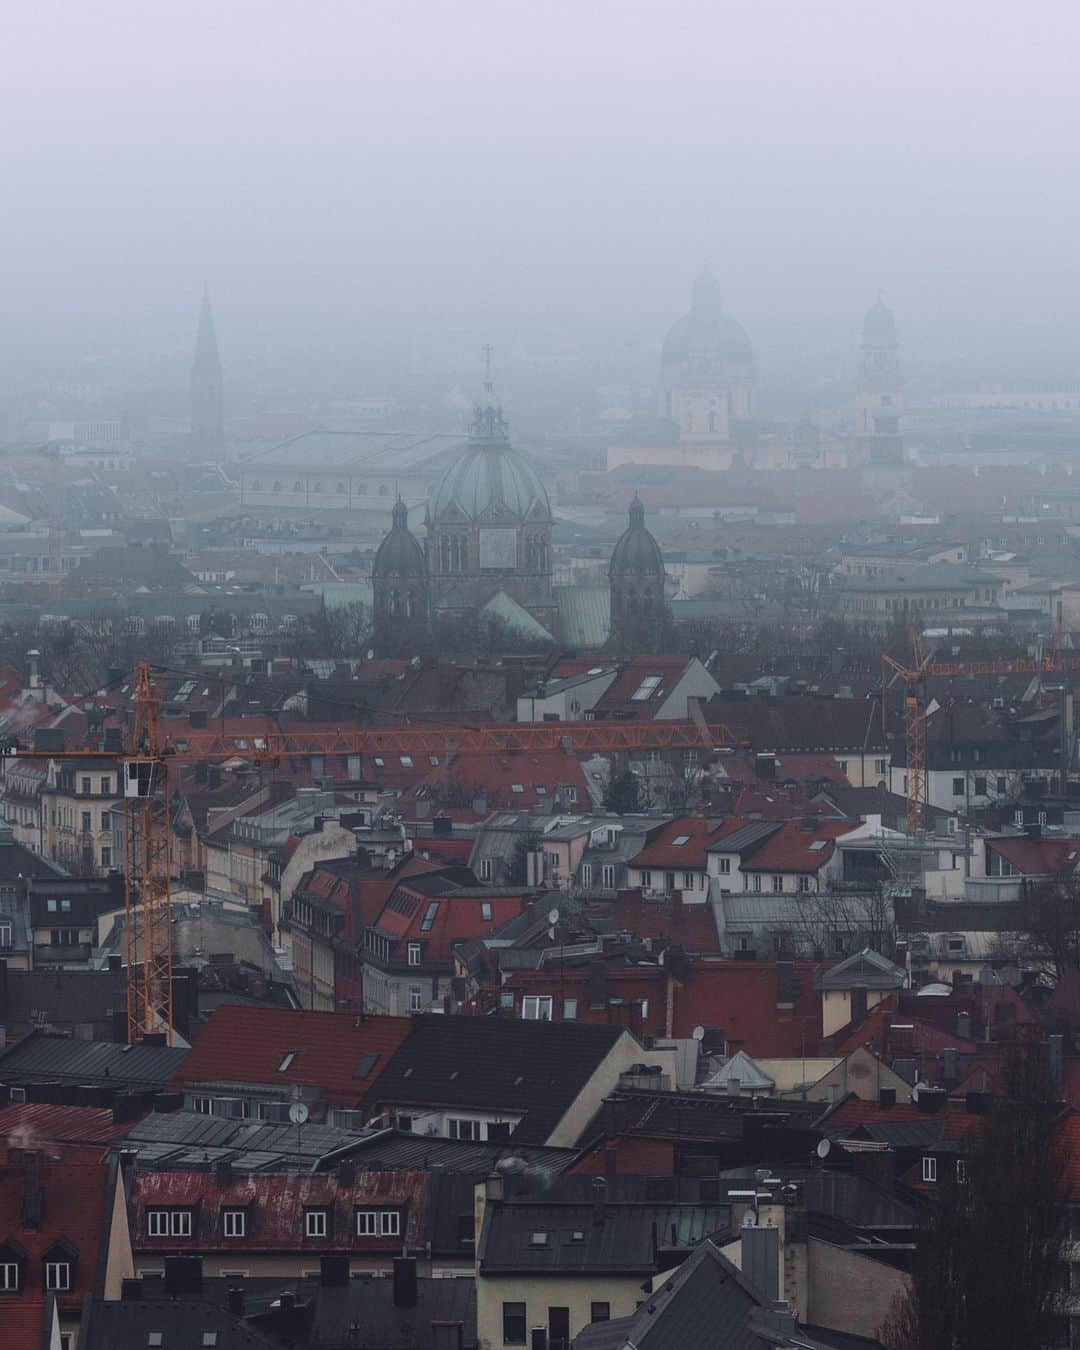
790 884 897 960
996 872 1080 981
883 1043 1068 1350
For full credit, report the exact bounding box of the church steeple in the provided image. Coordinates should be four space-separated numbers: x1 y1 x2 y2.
191 287 225 457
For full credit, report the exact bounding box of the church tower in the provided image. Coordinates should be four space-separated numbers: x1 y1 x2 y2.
608 495 670 649
855 297 903 466
190 288 225 457
372 498 428 654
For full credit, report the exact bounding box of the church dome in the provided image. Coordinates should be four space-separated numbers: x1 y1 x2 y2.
373 498 425 578
609 495 665 578
661 268 753 369
863 297 896 342
431 407 550 523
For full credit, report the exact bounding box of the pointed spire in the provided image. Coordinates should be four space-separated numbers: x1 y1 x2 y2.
191 286 225 455
392 496 408 530
470 343 510 444
629 493 645 528
194 286 221 370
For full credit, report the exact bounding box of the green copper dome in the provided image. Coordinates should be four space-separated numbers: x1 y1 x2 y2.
431 406 550 523
373 498 425 578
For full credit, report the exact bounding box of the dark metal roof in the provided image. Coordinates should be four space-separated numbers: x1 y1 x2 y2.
364 1014 626 1144
0 1031 187 1090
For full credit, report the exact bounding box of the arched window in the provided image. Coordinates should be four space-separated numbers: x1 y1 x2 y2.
390 589 400 615
272 481 282 492
336 481 347 494
293 481 303 493
406 590 415 619
312 482 323 494
251 480 262 491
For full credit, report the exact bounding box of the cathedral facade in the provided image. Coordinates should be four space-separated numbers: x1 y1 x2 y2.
373 405 667 652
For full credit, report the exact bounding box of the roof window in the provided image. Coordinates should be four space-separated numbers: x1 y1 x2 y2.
529 1231 549 1247
631 675 662 700
809 840 827 851
277 1050 297 1073
400 756 413 768
373 757 385 767
671 834 690 847
511 783 525 794
570 1230 585 1243
421 901 439 931
148 1337 163 1348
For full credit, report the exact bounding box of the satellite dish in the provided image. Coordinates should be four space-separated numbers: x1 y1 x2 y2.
816 1138 831 1160
547 908 560 926
366 649 375 660
288 1102 309 1126
691 1026 705 1042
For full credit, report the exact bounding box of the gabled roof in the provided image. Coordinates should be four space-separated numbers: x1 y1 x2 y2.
0 1032 186 1091
817 948 907 992
363 1015 627 1144
739 818 854 873
169 1005 412 1107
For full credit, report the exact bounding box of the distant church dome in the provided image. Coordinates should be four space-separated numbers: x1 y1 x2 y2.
661 267 754 369
373 498 425 578
863 296 897 343
431 407 551 523
609 495 664 578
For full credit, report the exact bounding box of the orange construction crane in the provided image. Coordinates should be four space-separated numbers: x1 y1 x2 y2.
883 637 1080 835
3 680 742 1045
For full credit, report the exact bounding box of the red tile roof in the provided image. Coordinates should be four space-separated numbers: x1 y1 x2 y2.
595 655 694 718
740 818 854 873
630 817 733 870
373 886 528 963
131 1169 429 1253
985 837 1080 876
405 749 592 816
671 959 826 1057
820 1095 980 1142
609 892 722 952
170 1005 413 1108
0 1103 135 1148
0 1147 115 1316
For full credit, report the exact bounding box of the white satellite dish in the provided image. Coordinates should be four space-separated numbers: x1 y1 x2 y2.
288 1102 309 1125
548 908 560 926
691 1026 705 1042
816 1138 831 1160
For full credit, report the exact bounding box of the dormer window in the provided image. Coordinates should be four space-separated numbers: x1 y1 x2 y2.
45 1261 70 1291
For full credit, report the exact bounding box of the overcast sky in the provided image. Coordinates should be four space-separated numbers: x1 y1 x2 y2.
5 0 1080 375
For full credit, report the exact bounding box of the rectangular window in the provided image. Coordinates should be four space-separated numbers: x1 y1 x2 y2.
100 777 111 795
752 874 762 893
580 863 593 887
952 777 965 796
956 1159 967 1182
305 1209 329 1238
409 986 423 1012
45 1262 70 1292
601 863 616 889
421 902 439 931
407 941 421 966
798 875 811 894
355 1210 378 1236
80 777 91 794
641 870 652 888
974 776 987 797
148 1210 192 1237
522 995 553 1021
380 1211 400 1236
772 875 784 893
874 758 887 775
996 776 1007 794
481 901 493 920
0 923 11 948
718 857 731 874
683 871 695 890
591 1303 611 1323
503 1302 527 1345
664 871 675 892
101 847 111 867
921 1155 937 1182
0 1263 18 1290
101 811 111 831
563 998 577 1020
223 1210 246 1238
448 1118 481 1141
480 858 493 881
81 811 92 832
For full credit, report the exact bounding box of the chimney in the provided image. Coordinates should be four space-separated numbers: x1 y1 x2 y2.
484 1172 504 1204
393 1256 418 1309
943 1047 958 1081
279 1292 296 1311
879 1087 896 1109
20 1150 43 1229
227 1287 244 1316
164 1257 202 1297
776 961 794 1009
27 650 40 691
214 1158 233 1189
881 1012 892 1054
320 1255 349 1287
604 1147 617 1179
121 1278 143 1301
336 1160 356 1189
107 954 122 973
591 1176 607 1226
530 1331 548 1350
957 1011 972 1040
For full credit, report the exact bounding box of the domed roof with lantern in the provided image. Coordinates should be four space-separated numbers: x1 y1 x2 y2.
373 497 425 578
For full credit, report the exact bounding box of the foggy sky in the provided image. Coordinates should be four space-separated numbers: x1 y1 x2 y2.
6 0 1080 374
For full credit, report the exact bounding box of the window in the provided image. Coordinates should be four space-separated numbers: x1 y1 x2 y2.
580 862 593 887
101 847 111 868
80 777 91 794
952 777 965 796
81 811 92 832
481 901 493 920
974 776 987 797
838 760 848 776
407 941 421 966
563 998 577 1020
421 902 439 931
148 1335 163 1348
528 1231 549 1248
101 810 111 831
100 777 111 795
956 1159 967 1182
51 928 79 946
631 675 662 701
503 1302 527 1345
874 759 887 775
591 1303 611 1323
522 995 553 1021
510 783 524 794
752 874 762 893
223 1210 246 1238
355 1210 401 1237
921 1155 937 1183
479 859 493 881
399 756 413 768
641 870 652 888
277 1050 297 1073
664 871 675 892
0 1262 19 1291
448 1118 481 1140
671 834 691 847
717 857 731 874
409 986 423 1012
772 875 784 893
45 1261 70 1291
601 863 616 889
148 1210 192 1237
0 923 11 948
996 776 1007 794
305 1209 329 1238
683 872 695 890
